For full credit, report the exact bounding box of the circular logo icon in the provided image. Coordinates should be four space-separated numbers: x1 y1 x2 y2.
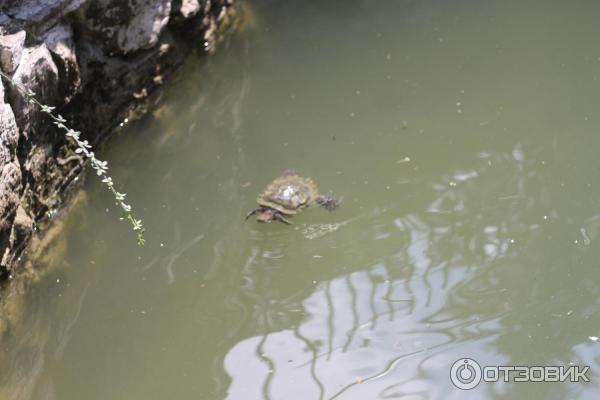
450 358 482 390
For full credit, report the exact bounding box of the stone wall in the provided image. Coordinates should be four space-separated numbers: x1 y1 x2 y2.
0 0 238 279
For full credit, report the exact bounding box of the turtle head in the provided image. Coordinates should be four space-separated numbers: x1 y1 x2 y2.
256 208 275 223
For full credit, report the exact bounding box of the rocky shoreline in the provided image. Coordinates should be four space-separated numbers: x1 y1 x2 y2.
0 0 238 280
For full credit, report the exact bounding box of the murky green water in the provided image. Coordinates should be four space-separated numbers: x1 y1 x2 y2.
4 0 600 398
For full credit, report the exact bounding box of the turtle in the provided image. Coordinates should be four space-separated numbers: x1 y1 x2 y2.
246 171 340 224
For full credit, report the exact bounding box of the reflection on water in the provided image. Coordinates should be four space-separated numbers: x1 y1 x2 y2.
225 160 599 399
3 0 600 399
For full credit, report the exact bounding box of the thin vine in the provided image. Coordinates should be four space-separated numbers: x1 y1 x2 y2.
0 70 145 245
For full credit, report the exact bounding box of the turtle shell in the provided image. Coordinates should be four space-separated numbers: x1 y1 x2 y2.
257 174 320 215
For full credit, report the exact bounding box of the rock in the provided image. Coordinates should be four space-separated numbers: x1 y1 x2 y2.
43 24 80 103
0 104 20 165
0 13 25 40
0 30 26 74
70 28 188 138
0 100 22 268
1 203 31 268
0 82 21 269
0 14 10 35
25 144 52 182
180 0 201 18
7 44 59 139
0 0 240 280
22 143 63 224
12 205 33 242
0 162 22 235
79 0 172 54
4 0 87 32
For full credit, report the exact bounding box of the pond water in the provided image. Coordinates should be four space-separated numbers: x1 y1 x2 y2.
3 0 600 398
